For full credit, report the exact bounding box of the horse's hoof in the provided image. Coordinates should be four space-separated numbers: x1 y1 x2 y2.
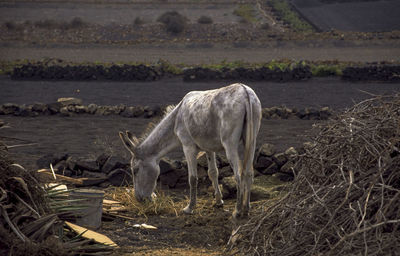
183 206 194 214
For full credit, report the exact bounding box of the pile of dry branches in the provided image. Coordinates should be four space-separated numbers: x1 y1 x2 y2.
0 142 113 255
231 94 400 255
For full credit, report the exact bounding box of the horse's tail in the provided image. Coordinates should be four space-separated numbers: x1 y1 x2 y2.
241 84 257 177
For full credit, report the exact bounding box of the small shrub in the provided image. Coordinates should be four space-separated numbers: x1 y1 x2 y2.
270 0 313 32
4 21 17 30
197 15 213 24
260 22 270 30
134 17 145 26
157 11 187 34
69 17 86 29
34 19 58 29
233 4 258 23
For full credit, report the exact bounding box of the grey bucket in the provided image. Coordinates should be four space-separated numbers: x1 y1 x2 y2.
69 189 105 230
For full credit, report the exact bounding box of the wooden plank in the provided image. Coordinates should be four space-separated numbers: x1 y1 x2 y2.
37 169 106 186
65 221 119 247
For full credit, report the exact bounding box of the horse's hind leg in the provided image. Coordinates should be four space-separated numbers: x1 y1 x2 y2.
206 151 223 207
182 144 198 214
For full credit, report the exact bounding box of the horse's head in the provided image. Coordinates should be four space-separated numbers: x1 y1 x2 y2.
119 131 159 202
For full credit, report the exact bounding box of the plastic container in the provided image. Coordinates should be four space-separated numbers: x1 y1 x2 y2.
69 189 105 230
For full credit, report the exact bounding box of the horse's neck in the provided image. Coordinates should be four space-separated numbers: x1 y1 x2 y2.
139 107 180 160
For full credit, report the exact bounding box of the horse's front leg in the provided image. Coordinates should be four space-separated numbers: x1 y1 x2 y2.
182 145 198 214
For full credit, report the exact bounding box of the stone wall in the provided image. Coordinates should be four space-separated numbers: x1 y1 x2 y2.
0 98 333 120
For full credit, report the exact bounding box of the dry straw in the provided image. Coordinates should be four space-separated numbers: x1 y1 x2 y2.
230 94 400 255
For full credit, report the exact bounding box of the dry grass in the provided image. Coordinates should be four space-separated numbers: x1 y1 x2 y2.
107 187 186 217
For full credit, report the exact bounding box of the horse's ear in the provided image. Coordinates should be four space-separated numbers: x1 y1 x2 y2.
119 131 137 155
126 131 139 145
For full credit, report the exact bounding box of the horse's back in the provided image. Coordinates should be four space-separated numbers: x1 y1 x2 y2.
174 83 260 151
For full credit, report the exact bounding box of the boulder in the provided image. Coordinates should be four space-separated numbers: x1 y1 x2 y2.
159 170 181 188
57 97 83 106
75 159 99 172
32 102 48 113
107 168 132 186
1 103 19 115
260 162 279 175
81 170 107 179
159 157 176 175
53 160 67 173
60 106 71 116
196 151 208 168
254 155 274 171
273 153 288 167
216 153 229 167
218 165 232 179
96 153 111 169
221 176 236 199
87 103 98 114
36 153 69 169
257 143 276 157
74 105 88 114
47 102 63 114
273 172 294 182
284 147 298 158
101 156 129 174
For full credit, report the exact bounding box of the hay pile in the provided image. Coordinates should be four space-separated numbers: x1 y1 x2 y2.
231 94 400 255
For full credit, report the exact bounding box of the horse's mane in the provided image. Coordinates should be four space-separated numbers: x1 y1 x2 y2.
136 105 176 145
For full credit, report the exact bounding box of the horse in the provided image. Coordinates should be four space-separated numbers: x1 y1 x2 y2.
119 83 261 218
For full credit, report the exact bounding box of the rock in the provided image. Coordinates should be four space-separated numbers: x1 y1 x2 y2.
87 103 98 114
1 103 19 115
319 107 332 120
273 172 294 182
60 106 71 116
251 186 271 201
196 151 208 168
257 143 276 157
98 181 111 188
197 166 208 184
216 153 229 167
255 155 274 171
120 107 136 118
159 157 176 175
66 157 77 171
36 153 69 169
160 170 180 188
284 147 298 158
221 176 236 195
96 153 111 169
57 97 83 106
53 160 67 173
81 170 107 179
143 106 162 118
219 165 232 178
32 102 48 113
47 102 63 114
260 162 279 175
280 161 294 174
15 105 34 117
74 105 88 114
101 156 129 174
273 153 288 167
107 168 132 186
75 159 99 172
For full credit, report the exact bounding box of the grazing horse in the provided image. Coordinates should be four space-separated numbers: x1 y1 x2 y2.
119 83 261 218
